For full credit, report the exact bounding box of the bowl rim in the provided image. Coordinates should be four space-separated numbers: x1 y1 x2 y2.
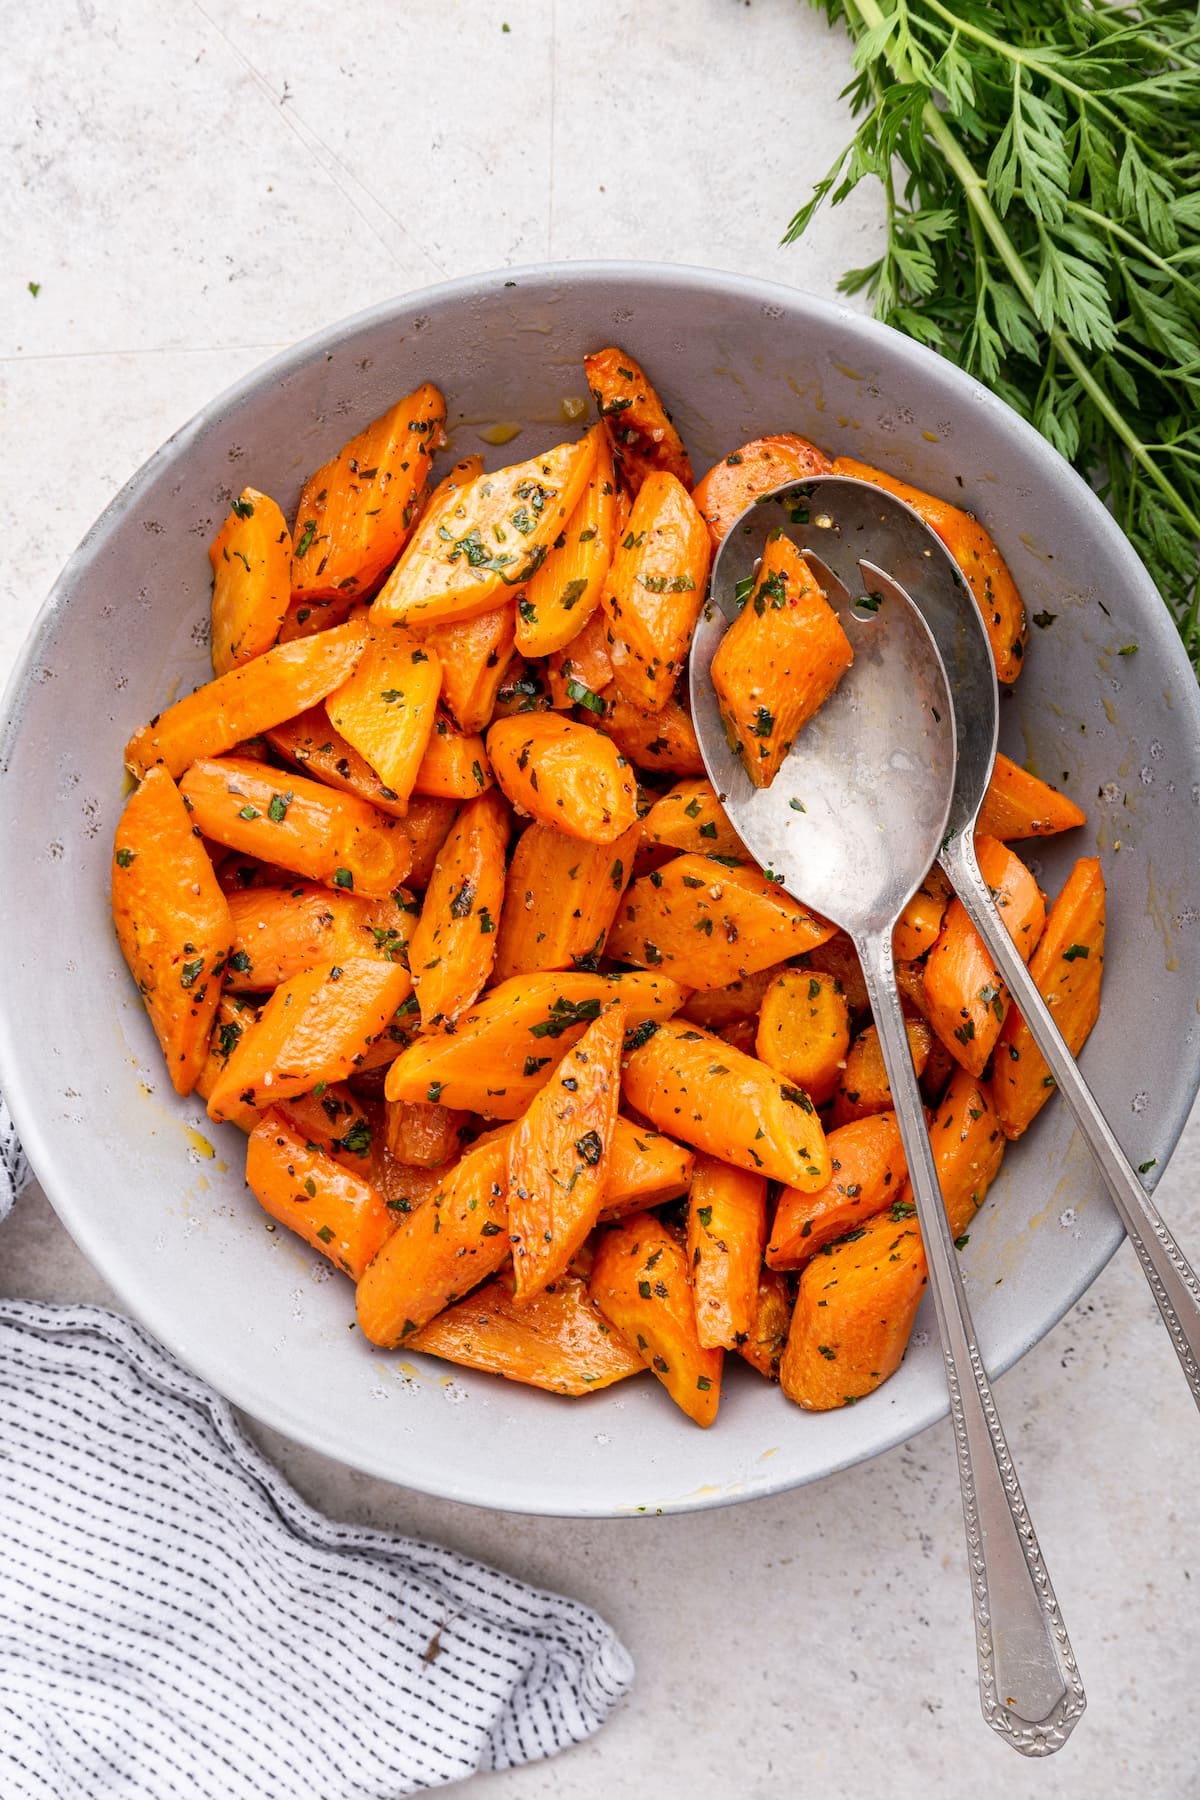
3 258 1196 1514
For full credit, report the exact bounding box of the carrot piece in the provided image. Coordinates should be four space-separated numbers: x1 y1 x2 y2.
492 658 553 718
408 788 510 1029
589 1216 721 1425
606 852 834 987
277 593 360 645
365 1151 454 1221
600 471 711 711
272 1083 375 1165
622 1020 831 1189
595 685 705 776
409 1271 643 1395
691 433 833 549
992 857 1105 1140
598 1117 695 1218
679 965 782 1031
912 1066 1007 1241
426 605 516 735
893 865 952 962
831 1018 934 1126
977 752 1088 841
768 1112 908 1269
179 756 411 899
832 455 1028 685
754 968 849 1106
801 932 870 1015
686 1155 768 1350
738 1269 793 1381
224 884 411 991
641 778 743 861
206 958 413 1121
291 383 446 601
546 607 615 708
583 348 694 495
410 710 492 800
111 767 234 1096
125 617 368 780
923 835 1046 1076
384 971 686 1119
209 488 291 675
355 1134 512 1346
385 1098 472 1168
492 820 638 983
513 423 618 657
710 531 853 789
324 626 442 806
487 713 638 844
246 1112 394 1279
779 1205 928 1410
372 436 598 628
507 1001 625 1300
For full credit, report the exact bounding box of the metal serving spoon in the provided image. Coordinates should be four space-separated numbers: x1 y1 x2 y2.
792 476 1200 1417
689 492 1085 1757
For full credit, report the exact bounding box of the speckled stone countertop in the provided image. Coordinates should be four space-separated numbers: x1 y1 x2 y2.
4 2 1199 1794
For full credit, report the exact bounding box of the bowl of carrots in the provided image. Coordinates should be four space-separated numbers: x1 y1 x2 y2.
4 262 1200 1514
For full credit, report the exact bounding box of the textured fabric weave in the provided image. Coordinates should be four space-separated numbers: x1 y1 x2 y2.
0 1100 633 1797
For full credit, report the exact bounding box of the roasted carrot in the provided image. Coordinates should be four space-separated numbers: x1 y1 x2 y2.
801 931 870 1015
680 965 783 1031
277 592 360 644
324 627 442 806
514 422 618 657
410 710 492 801
272 1082 375 1165
487 713 638 844
125 616 368 780
356 1134 512 1346
507 1000 625 1300
179 756 411 899
768 1112 908 1269
606 852 834 987
206 958 413 1121
491 658 553 718
384 1098 472 1168
832 455 1028 685
427 604 516 736
892 865 952 962
246 1112 394 1280
923 835 1046 1076
546 607 615 707
977 753 1088 841
584 347 693 494
686 1155 768 1349
595 685 705 776
710 530 852 789
622 1020 831 1190
993 857 1105 1139
209 488 291 676
372 436 598 628
738 1268 793 1381
589 1215 722 1426
830 1018 934 1127
691 433 833 548
383 971 685 1119
755 967 850 1106
598 1117 695 1218
193 994 261 1129
780 1204 928 1410
409 1272 644 1395
111 766 234 1095
926 1064 1008 1241
600 472 711 711
491 820 640 983
408 788 510 1029
291 382 446 601
224 884 411 991
641 778 743 861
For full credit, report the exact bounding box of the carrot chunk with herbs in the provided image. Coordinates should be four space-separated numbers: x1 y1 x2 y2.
385 1098 472 1168
691 433 833 549
507 1000 625 1301
738 1268 793 1381
410 710 492 801
408 788 510 1030
325 627 442 806
514 422 618 657
590 1215 722 1426
410 1271 644 1395
209 488 291 676
595 685 705 776
111 767 235 1095
927 1064 1008 1241
622 1020 831 1190
680 965 783 1031
923 835 1046 1076
492 820 639 983
547 607 615 708
291 382 446 601
710 530 853 790
641 778 744 861
224 884 411 991
977 753 1088 841
893 866 952 962
686 1155 768 1350
246 1112 394 1280
601 471 711 711
584 347 693 495
831 1017 934 1126
427 604 516 736
487 712 637 844
768 1112 908 1269
194 995 261 1128
598 1118 695 1218
755 967 850 1106
993 857 1105 1140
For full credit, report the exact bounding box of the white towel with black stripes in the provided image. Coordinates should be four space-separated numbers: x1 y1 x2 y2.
0 1095 633 1798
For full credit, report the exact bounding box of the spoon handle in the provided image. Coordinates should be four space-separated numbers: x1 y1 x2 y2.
858 932 1086 1755
942 832 1200 1412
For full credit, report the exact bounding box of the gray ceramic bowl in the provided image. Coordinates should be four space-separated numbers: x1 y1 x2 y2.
3 263 1199 1515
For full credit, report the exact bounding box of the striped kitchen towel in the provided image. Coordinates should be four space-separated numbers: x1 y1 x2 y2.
0 1099 633 1798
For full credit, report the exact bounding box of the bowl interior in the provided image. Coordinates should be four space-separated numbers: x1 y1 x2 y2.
4 263 1200 1515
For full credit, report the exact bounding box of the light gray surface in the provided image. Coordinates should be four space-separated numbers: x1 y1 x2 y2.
3 1 1200 1793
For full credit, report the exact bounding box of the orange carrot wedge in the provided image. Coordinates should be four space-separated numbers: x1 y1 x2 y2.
111 766 235 1095
209 488 291 675
487 713 638 844
755 967 850 1106
427 605 516 735
927 1064 1008 1241
589 1215 722 1425
686 1155 768 1349
594 685 706 776
507 1000 625 1301
547 607 615 707
246 1112 394 1280
768 1112 908 1269
893 865 952 962
410 710 492 800
384 1098 472 1168
514 422 618 657
737 1269 793 1381
977 753 1088 841
993 857 1105 1139
924 836 1046 1076
598 1117 695 1218
125 616 367 780
325 627 442 806
409 1272 644 1395
224 884 411 991
691 433 833 548
584 348 694 495
830 1017 934 1126
492 820 640 982
408 787 510 1029
601 471 711 711
641 778 743 861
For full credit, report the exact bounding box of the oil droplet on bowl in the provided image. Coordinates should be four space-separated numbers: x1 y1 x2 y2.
185 1126 215 1159
478 421 523 446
